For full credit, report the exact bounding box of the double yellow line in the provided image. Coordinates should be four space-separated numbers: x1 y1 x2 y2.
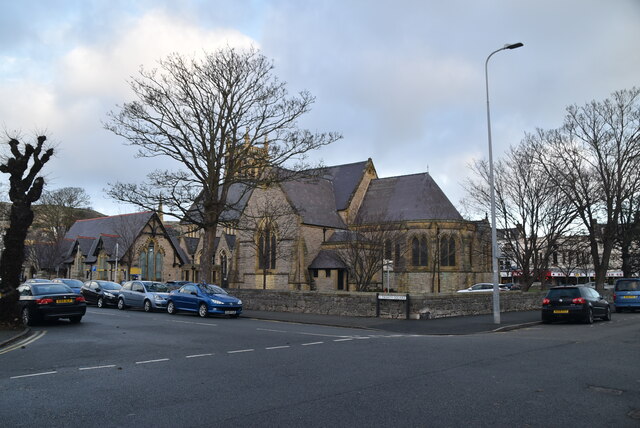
0 330 47 355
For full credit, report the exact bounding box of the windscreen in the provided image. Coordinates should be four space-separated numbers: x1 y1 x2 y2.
96 281 122 290
32 284 74 295
615 280 640 292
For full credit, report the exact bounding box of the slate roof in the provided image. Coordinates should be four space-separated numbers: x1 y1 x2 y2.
185 183 253 225
280 177 346 229
308 250 347 269
317 160 370 211
356 172 463 223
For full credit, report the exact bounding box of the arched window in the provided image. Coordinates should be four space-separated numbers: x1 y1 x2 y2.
258 224 276 270
440 236 456 267
411 236 428 266
220 251 228 279
140 241 163 280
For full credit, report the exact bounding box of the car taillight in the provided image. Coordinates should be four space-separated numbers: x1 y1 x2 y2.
36 298 53 305
75 296 86 303
613 293 616 300
572 297 586 304
542 298 550 305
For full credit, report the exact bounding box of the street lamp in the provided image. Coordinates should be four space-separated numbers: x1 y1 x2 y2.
485 42 523 324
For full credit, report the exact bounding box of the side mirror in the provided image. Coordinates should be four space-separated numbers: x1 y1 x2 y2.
191 291 198 296
95 288 101 292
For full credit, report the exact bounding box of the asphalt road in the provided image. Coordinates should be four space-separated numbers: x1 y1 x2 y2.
1 307 639 427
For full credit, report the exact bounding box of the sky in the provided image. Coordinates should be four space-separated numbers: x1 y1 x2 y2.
1 0 639 219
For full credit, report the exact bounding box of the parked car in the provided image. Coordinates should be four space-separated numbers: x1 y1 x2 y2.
52 278 84 294
457 283 508 293
17 282 86 326
167 283 242 318
117 281 171 312
81 280 122 307
613 278 640 312
165 280 191 291
541 285 611 324
25 278 51 284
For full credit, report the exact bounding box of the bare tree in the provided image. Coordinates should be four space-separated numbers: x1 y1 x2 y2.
464 138 577 290
34 187 91 242
335 216 408 292
617 196 640 277
104 46 340 282
534 88 640 290
0 136 53 326
110 214 144 282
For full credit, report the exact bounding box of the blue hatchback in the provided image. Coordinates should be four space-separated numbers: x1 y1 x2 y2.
613 278 640 312
166 283 242 318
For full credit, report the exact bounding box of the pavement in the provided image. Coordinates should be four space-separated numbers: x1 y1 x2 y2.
0 310 542 349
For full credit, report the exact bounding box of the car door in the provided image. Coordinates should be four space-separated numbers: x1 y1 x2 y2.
181 284 199 311
130 282 145 308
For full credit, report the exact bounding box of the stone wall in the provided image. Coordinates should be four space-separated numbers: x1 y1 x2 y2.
229 289 571 319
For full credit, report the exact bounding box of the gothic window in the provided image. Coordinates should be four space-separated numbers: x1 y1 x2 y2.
220 251 228 280
440 236 456 267
140 241 163 281
258 224 276 270
411 236 428 267
384 239 392 260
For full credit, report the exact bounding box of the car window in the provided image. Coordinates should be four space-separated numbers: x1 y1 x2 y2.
133 283 145 293
121 282 132 291
199 284 227 295
546 288 580 299
96 281 121 290
183 285 197 294
147 282 169 292
32 284 74 295
615 280 640 292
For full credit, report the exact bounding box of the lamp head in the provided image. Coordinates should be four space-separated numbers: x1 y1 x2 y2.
504 42 524 50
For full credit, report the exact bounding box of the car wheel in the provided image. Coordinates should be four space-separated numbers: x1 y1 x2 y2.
198 303 208 318
22 307 35 326
117 298 126 310
143 300 152 312
69 316 82 324
585 307 594 324
603 306 612 321
97 297 104 308
167 301 176 315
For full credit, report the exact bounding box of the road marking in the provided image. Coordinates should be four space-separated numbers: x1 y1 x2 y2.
11 371 57 379
301 342 324 346
172 320 217 326
257 327 351 339
79 365 116 371
86 310 129 317
228 349 254 354
186 353 214 358
266 345 290 350
257 328 288 333
333 338 353 342
354 337 371 340
0 330 47 355
135 358 169 364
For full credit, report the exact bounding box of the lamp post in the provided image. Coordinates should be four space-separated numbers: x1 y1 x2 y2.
485 42 523 324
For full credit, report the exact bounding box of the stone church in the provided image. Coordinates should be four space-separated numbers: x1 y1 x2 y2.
59 159 491 293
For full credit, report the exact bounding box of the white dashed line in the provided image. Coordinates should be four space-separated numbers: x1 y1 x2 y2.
135 358 170 365
186 353 213 358
266 345 290 350
79 365 116 371
333 338 353 342
172 320 217 326
302 342 324 346
228 349 254 354
11 371 57 379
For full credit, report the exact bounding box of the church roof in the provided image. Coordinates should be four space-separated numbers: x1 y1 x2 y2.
356 172 463 223
280 177 346 229
308 250 347 269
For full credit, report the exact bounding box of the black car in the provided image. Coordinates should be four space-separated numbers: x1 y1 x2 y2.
18 282 87 326
81 280 122 307
541 285 611 324
52 278 84 294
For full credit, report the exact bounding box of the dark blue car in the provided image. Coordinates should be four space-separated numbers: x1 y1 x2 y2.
166 283 242 318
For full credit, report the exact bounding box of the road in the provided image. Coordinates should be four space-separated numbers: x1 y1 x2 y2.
1 307 639 427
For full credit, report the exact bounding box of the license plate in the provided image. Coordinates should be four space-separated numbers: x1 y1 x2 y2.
224 310 237 315
553 309 569 314
623 296 636 299
56 299 73 304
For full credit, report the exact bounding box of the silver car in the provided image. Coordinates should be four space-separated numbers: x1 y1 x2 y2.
117 281 170 312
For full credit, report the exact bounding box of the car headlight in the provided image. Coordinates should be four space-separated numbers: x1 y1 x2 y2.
154 295 166 301
210 299 223 305
237 299 242 305
104 292 115 298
